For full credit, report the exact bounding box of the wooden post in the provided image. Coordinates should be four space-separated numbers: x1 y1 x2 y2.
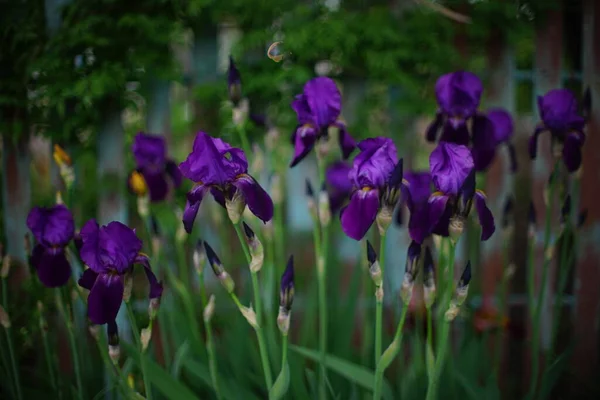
571 0 600 394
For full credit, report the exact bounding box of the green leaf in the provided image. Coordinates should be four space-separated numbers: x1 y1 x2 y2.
121 342 199 400
171 341 191 378
290 345 394 399
426 341 435 381
183 358 260 400
269 362 290 400
538 350 572 399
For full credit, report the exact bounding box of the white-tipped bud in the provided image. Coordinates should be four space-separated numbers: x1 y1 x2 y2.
449 217 465 244
122 271 134 303
141 327 152 352
0 304 11 328
56 191 64 205
424 285 437 309
239 305 259 329
369 261 383 287
109 345 121 365
375 286 384 303
318 189 331 227
249 143 265 176
219 271 235 294
232 98 249 127
271 174 283 205
137 195 150 219
376 207 393 236
455 284 469 307
400 278 414 305
204 295 216 323
445 303 460 322
277 306 291 335
226 190 246 224
243 222 264 273
0 255 10 278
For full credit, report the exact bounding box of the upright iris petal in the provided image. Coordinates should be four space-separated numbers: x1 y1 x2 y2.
471 108 517 172
340 137 400 240
129 133 182 202
427 142 495 241
530 89 586 172
77 219 163 325
325 161 352 214
26 205 75 287
290 77 356 167
428 71 483 144
179 132 273 232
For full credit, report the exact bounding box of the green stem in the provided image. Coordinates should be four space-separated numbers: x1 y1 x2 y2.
425 241 456 400
197 271 222 400
236 123 252 157
55 287 83 400
2 278 21 400
316 160 329 400
39 310 57 393
274 201 285 273
126 302 152 400
375 233 386 366
493 238 511 377
527 163 559 400
373 305 409 399
233 222 274 391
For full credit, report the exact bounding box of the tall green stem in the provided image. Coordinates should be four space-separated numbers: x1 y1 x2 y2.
527 162 559 400
233 222 274 391
493 237 511 377
55 287 83 400
2 278 21 400
375 234 386 365
197 270 222 400
373 305 409 399
126 303 152 400
425 241 456 400
236 123 251 158
316 160 329 400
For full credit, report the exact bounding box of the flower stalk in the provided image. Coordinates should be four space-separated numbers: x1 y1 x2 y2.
125 302 152 400
55 287 84 400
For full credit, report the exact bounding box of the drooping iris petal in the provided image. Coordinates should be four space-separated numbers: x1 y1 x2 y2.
408 205 433 244
303 77 342 128
78 268 99 291
428 193 451 236
529 124 546 159
26 205 75 247
340 189 380 241
132 133 166 169
430 142 474 195
426 112 443 142
350 137 398 188
537 89 585 132
333 121 356 159
233 174 274 223
291 94 314 125
134 254 164 299
474 191 495 241
99 222 142 273
183 185 207 234
179 132 243 185
290 125 318 167
487 109 514 144
562 133 583 172
30 244 72 287
142 170 169 202
88 273 125 325
404 172 432 208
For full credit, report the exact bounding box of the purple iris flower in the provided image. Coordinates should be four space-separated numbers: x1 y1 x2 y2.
325 161 353 214
178 132 274 233
129 133 182 202
401 171 436 244
428 142 495 241
427 71 483 145
529 89 586 172
77 219 163 325
471 108 516 172
290 77 356 167
26 205 75 287
340 137 404 241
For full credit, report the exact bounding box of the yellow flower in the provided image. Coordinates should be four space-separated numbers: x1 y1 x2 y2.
129 171 148 196
53 144 72 167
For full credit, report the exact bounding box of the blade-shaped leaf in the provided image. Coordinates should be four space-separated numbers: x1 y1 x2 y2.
290 345 394 399
269 362 290 400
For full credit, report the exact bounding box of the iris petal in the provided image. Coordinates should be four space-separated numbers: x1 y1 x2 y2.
78 268 99 291
562 132 583 173
475 191 495 241
134 254 164 299
31 245 72 288
234 174 274 223
88 273 124 325
183 185 207 233
427 193 451 237
340 189 380 241
333 121 356 159
529 124 547 160
290 125 318 168
142 170 169 202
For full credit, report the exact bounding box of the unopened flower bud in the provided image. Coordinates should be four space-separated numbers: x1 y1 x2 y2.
1 254 10 278
280 256 295 311
0 304 11 328
277 306 291 335
204 295 215 323
109 345 120 365
376 207 393 236
243 222 264 272
379 160 405 235
400 278 414 305
148 298 160 320
141 327 152 352
445 303 460 321
220 271 235 293
318 184 331 227
271 174 283 205
123 271 134 303
449 217 465 244
423 246 436 308
137 195 149 219
305 179 317 221
56 191 64 205
193 240 206 275
366 240 382 287
226 190 246 224
240 305 259 329
455 261 472 307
